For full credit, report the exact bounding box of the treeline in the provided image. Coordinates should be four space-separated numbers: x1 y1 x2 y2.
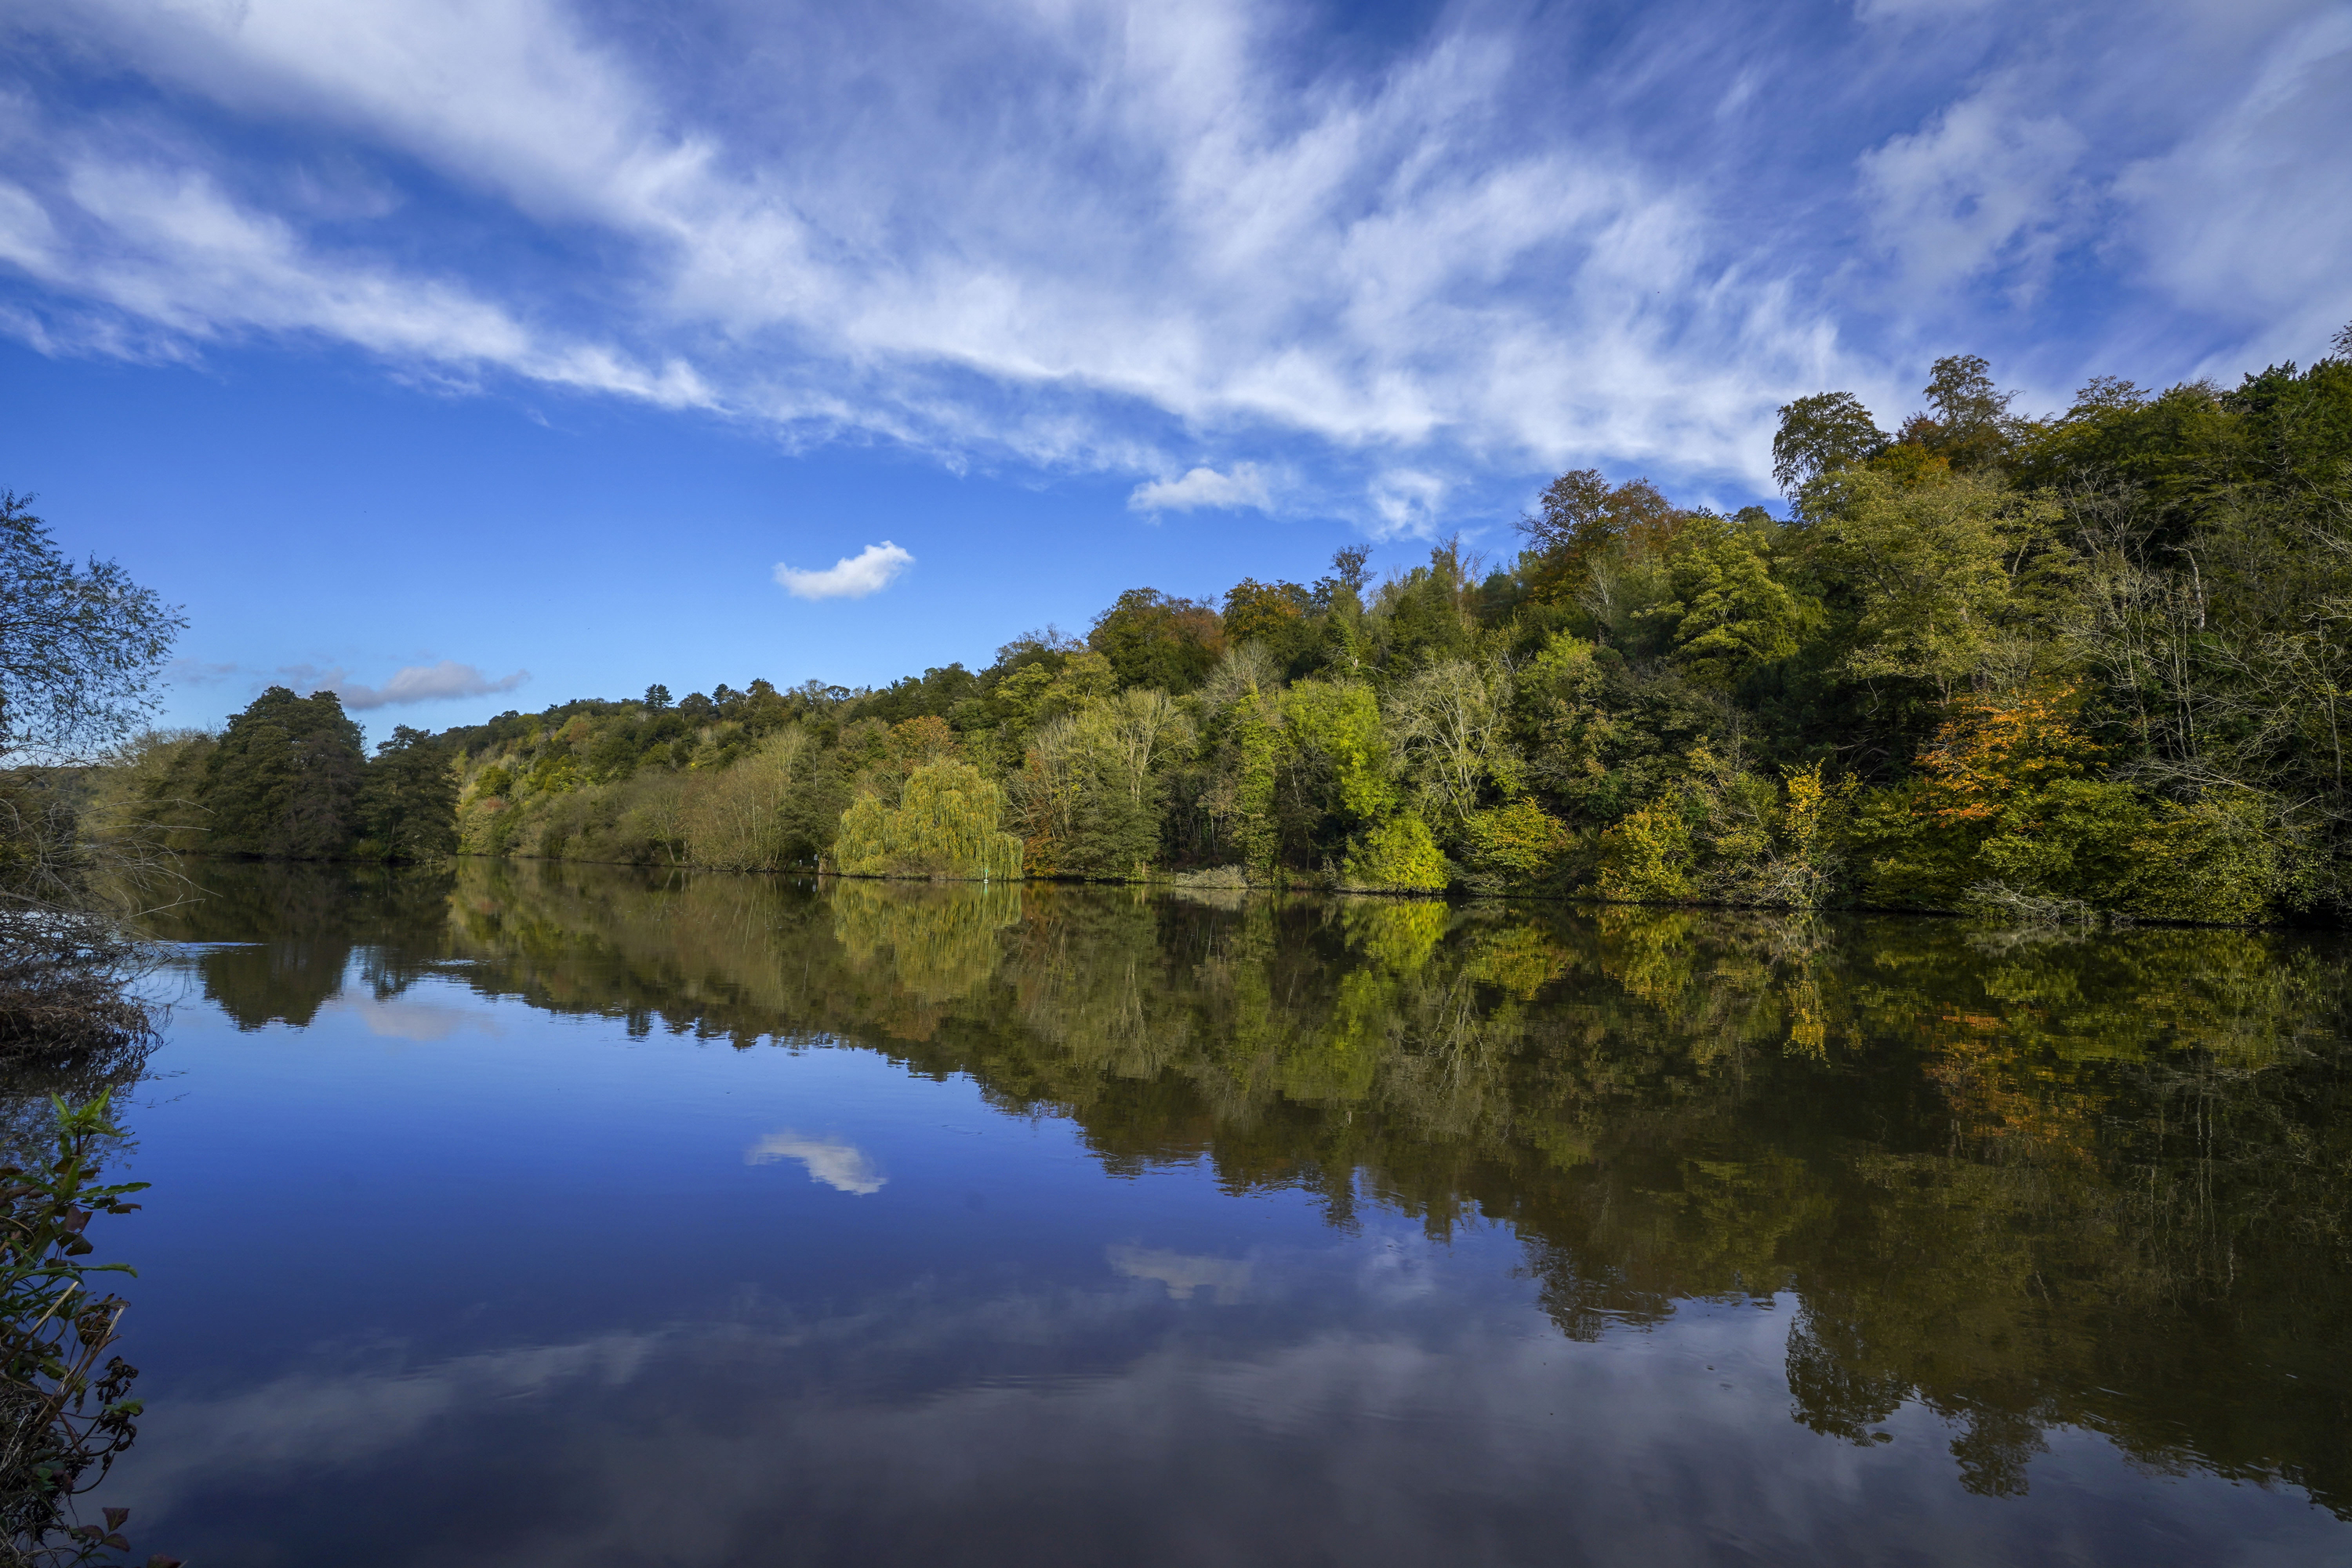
111 687 457 862
124 338 2352 922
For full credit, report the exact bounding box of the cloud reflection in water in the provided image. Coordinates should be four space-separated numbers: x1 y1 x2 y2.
1108 1246 1250 1305
746 1131 887 1195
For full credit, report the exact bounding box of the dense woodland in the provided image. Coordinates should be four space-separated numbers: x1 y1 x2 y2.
118 341 2352 924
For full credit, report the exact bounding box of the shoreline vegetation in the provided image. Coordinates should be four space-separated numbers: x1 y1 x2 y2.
0 491 178 1069
0 492 180 1566
0 1095 172 1568
96 342 2352 927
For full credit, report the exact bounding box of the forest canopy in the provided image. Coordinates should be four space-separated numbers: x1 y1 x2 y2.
122 336 2352 925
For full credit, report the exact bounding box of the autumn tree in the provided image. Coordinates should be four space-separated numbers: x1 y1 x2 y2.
1087 589 1224 692
1221 578 1314 650
1516 470 1685 602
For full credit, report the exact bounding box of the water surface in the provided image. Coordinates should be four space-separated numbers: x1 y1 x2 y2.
74 862 2352 1564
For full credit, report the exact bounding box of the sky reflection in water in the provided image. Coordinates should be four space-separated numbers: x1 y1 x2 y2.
83 862 2352 1566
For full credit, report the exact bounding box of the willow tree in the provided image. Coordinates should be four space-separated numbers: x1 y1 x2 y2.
833 760 1022 881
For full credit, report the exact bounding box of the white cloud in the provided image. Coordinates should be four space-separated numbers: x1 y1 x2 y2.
0 0 2345 516
0 0 1838 508
1857 80 2088 296
746 1131 887 1195
0 157 717 404
1127 463 1270 514
1368 470 1448 537
774 542 914 601
285 660 530 709
2111 6 2352 366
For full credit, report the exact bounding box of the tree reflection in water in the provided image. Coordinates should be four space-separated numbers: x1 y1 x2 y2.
151 860 2352 1515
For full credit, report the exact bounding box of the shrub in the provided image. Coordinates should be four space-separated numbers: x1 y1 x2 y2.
1461 799 1573 885
0 1094 175 1567
1343 813 1450 891
2122 791 2284 924
1595 798 1694 902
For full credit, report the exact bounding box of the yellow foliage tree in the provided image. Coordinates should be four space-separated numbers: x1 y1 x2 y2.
831 760 1023 881
1342 812 1450 891
1461 798 1573 884
1915 684 2101 824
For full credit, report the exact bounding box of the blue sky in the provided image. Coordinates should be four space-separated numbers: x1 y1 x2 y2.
2 0 2347 741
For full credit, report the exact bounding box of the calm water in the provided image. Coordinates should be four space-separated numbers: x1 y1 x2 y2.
63 861 2352 1564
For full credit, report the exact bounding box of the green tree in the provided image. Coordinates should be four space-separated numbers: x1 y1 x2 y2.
1279 680 1396 829
1803 471 2063 706
1646 515 1821 687
833 759 1022 881
1008 691 1191 879
1087 589 1225 692
357 726 459 862
1384 659 1518 832
0 494 181 1066
198 688 368 859
0 495 183 767
1771 393 1886 495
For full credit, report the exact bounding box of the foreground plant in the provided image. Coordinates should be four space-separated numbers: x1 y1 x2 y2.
0 1094 173 1568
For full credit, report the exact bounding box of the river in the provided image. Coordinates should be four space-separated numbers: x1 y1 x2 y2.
70 859 2352 1565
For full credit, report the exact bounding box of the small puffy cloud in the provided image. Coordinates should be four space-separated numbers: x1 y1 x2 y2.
285 660 530 710
773 541 913 601
1127 464 1271 514
746 1131 887 1195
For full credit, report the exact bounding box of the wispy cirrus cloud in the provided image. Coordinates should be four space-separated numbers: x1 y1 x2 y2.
774 543 913 602
282 660 530 710
1857 77 2089 299
0 0 2344 527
